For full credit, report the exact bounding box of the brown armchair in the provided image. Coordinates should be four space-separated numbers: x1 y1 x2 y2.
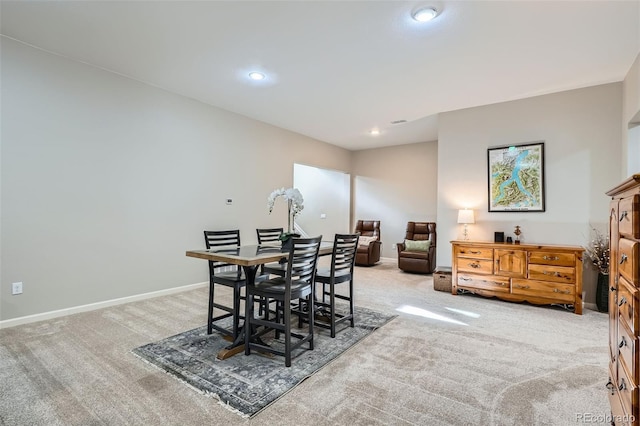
397 222 436 274
354 220 381 266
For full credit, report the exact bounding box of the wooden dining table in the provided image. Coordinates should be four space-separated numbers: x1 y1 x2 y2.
186 241 333 359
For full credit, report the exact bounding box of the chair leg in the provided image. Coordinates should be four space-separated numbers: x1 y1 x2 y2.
207 281 215 335
284 302 292 367
275 300 281 340
308 293 314 350
349 279 355 328
330 283 336 338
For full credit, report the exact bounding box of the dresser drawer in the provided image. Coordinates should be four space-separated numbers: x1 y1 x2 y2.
457 273 509 292
619 238 639 285
528 251 575 267
619 276 639 335
455 246 493 260
617 360 638 422
608 364 628 425
456 258 493 274
511 279 575 303
618 320 638 385
619 195 640 239
528 264 576 284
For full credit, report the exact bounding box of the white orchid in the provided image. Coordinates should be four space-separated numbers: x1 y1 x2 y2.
267 187 304 235
267 187 304 217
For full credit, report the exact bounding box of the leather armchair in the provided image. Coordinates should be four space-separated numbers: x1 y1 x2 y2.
397 222 436 274
354 220 381 266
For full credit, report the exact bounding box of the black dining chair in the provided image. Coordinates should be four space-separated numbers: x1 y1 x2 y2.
244 236 322 367
256 228 287 277
314 233 360 337
203 230 246 340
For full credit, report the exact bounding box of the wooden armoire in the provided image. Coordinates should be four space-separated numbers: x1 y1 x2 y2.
606 175 640 425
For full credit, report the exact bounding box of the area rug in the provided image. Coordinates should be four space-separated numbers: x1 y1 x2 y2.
132 306 396 418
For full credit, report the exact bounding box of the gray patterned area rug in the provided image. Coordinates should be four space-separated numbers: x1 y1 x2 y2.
132 306 396 418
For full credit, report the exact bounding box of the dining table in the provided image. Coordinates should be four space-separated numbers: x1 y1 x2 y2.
185 241 333 359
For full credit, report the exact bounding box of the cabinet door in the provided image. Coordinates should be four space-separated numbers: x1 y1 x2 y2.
611 201 620 362
494 249 526 277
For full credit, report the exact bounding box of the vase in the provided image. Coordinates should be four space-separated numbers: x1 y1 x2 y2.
596 273 609 313
281 233 300 251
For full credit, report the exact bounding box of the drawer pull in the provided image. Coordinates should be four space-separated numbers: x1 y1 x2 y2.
460 277 471 282
469 262 480 269
610 286 616 292
620 254 628 264
469 250 481 254
606 379 615 395
620 211 628 222
543 271 562 277
619 336 627 348
619 379 626 391
619 296 627 307
514 284 530 289
542 255 560 261
553 288 570 294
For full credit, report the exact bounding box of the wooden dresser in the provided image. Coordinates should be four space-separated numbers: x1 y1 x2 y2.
451 241 584 314
606 175 640 425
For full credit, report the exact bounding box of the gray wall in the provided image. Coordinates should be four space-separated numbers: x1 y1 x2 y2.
351 142 438 259
436 83 624 304
1 38 351 321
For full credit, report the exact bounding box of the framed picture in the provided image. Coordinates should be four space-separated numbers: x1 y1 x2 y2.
487 141 545 212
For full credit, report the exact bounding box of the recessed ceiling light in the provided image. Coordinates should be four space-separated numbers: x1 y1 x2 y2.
412 7 438 22
248 72 265 81
370 129 380 136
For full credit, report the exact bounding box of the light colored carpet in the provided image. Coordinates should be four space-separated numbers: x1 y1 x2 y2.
0 259 609 425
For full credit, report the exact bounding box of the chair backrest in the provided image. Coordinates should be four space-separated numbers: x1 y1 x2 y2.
256 228 284 244
329 233 360 278
204 230 241 272
404 222 437 247
355 220 380 240
285 236 322 290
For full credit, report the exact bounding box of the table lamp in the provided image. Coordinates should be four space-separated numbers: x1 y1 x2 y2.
457 209 475 240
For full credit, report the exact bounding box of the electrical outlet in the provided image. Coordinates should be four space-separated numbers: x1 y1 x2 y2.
12 282 23 295
392 244 397 250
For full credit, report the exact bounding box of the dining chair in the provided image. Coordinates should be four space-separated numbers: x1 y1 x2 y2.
256 228 286 277
244 235 322 367
314 233 360 337
203 230 246 340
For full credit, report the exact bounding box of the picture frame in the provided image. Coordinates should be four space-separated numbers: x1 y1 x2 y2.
487 141 545 212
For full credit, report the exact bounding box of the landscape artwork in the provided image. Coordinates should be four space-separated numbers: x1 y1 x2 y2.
488 142 545 212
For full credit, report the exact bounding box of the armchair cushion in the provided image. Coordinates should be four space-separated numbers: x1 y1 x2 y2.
404 239 430 252
358 236 378 247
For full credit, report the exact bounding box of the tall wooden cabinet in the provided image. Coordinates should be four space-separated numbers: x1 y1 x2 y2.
606 175 640 425
451 241 584 314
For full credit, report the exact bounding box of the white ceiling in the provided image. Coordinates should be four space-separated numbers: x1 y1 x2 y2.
1 1 639 151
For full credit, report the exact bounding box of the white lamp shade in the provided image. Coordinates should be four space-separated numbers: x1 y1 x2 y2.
457 209 475 224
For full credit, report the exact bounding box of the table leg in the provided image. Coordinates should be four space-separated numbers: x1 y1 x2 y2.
216 264 258 360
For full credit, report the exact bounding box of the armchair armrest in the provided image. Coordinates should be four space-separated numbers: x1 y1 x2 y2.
369 240 381 259
396 242 406 255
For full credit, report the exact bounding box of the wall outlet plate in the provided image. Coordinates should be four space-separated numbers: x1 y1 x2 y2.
12 282 23 295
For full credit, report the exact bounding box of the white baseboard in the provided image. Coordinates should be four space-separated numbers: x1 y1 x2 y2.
0 281 208 329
